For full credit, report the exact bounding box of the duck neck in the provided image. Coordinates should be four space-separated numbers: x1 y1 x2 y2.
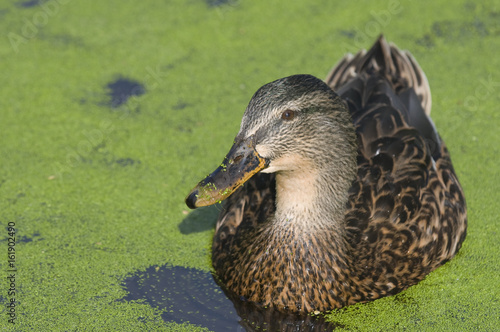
272 155 355 247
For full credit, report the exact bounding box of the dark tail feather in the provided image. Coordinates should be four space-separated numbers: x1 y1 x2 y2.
325 35 432 116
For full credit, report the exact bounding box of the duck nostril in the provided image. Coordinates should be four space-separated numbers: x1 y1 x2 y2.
232 155 243 164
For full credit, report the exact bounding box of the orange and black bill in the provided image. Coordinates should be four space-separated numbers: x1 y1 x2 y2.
185 135 268 209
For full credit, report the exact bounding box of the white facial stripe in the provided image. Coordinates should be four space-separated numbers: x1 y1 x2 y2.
240 105 280 139
240 91 332 139
240 122 260 139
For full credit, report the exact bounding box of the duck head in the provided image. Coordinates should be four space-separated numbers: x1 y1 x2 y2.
185 74 356 209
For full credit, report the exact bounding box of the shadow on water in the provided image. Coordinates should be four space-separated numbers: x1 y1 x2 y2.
120 206 344 331
178 205 221 235
121 264 343 331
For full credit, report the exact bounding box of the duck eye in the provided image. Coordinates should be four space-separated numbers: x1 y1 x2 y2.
281 110 295 120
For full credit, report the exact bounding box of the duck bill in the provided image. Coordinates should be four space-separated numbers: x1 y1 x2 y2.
185 135 268 209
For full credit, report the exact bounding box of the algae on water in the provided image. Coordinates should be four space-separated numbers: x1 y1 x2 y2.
0 0 498 330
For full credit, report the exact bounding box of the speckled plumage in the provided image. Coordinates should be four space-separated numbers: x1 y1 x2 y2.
190 36 467 313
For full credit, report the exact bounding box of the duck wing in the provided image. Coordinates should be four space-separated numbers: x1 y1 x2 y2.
326 36 467 291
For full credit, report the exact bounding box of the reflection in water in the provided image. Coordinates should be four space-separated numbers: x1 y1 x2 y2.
121 265 343 331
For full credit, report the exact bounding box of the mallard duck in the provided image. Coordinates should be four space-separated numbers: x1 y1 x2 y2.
185 36 467 313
